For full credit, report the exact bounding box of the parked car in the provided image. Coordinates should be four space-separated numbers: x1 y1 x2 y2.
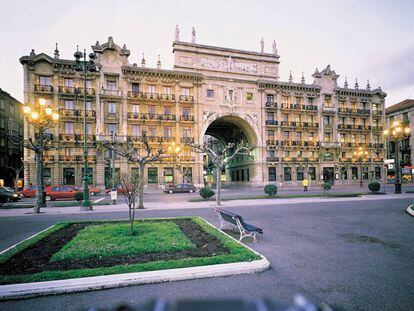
105 185 130 195
0 187 22 204
45 185 79 201
18 185 37 198
88 185 101 196
163 183 196 194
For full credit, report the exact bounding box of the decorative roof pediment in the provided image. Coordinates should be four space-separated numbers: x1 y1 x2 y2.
92 36 130 57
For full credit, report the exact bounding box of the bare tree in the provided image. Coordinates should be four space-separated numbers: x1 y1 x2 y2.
119 171 141 235
105 130 163 209
187 139 253 206
174 163 192 183
4 158 24 192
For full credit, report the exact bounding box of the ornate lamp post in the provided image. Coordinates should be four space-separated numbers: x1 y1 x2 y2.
23 98 59 213
167 141 182 183
74 47 97 210
383 120 411 194
353 146 368 187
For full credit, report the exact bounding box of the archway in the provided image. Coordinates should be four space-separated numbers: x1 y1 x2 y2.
202 115 259 186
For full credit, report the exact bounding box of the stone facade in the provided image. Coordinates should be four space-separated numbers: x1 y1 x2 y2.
20 34 387 189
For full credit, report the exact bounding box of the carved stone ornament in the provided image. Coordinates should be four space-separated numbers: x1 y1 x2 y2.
145 78 158 84
203 111 215 123
224 87 237 103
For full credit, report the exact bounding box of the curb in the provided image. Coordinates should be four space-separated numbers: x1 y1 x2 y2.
0 219 270 300
407 205 414 217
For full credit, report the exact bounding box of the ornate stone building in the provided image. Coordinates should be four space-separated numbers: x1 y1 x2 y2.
20 32 386 189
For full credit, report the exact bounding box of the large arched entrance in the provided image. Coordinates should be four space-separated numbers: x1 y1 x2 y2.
201 114 260 186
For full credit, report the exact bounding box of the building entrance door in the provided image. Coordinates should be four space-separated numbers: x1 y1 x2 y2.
323 167 334 184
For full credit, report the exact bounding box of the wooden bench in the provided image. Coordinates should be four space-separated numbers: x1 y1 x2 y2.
213 207 263 242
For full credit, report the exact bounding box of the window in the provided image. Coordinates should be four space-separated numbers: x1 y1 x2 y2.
308 98 314 105
164 126 171 138
352 167 358 179
266 112 274 121
148 126 156 137
86 101 92 110
182 87 190 96
266 94 274 103
63 168 75 185
164 167 174 183
39 76 51 85
373 104 379 112
106 78 117 90
339 134 345 142
375 167 381 179
183 167 192 183
246 92 253 101
64 100 74 110
132 104 139 113
85 80 92 88
206 89 214 98
131 83 140 92
64 122 74 134
267 150 275 157
362 167 368 180
149 105 155 114
361 135 366 143
164 106 171 115
0 99 4 110
267 130 274 140
282 96 289 106
341 167 348 180
295 97 301 105
87 123 93 135
323 95 332 107
182 108 190 116
324 132 331 142
132 125 139 137
351 134 356 143
43 168 52 185
0 137 5 147
108 102 116 113
182 128 191 137
296 132 302 141
64 78 73 87
294 115 301 123
269 167 276 181
164 86 171 94
148 85 156 93
309 167 316 180
284 167 292 181
283 131 290 140
403 112 409 122
148 167 158 183
108 123 118 135
323 116 331 126
297 170 304 181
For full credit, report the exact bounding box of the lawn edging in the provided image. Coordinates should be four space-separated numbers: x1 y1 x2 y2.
407 204 414 217
0 219 269 300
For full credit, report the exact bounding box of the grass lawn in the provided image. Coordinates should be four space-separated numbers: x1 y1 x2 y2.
0 217 260 285
51 221 196 262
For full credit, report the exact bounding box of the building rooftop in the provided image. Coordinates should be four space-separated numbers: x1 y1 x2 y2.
386 99 414 115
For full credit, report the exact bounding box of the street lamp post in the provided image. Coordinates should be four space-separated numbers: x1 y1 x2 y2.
383 120 411 194
23 99 59 214
353 146 368 187
110 131 117 205
167 141 182 183
74 47 97 211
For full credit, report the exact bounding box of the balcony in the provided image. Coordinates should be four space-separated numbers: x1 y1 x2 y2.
181 137 194 144
180 156 195 162
266 140 279 146
105 112 119 119
43 155 55 162
373 158 384 163
265 120 278 126
59 134 77 142
338 107 349 115
306 157 319 163
179 95 194 103
372 110 383 117
180 115 194 122
161 136 175 142
60 109 78 118
144 92 159 100
101 89 122 97
160 93 175 102
373 143 384 149
58 86 77 96
339 158 353 162
159 114 176 121
127 91 144 100
265 101 277 109
282 157 294 163
320 142 341 148
79 110 96 119
76 134 96 141
127 135 142 143
358 109 371 116
280 121 294 127
34 84 53 94
322 105 335 113
77 87 95 97
303 141 319 148
372 126 383 132
304 105 318 112
266 157 279 162
127 112 143 121
58 155 77 162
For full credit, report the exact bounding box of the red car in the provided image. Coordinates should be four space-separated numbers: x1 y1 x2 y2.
18 185 37 198
45 185 78 201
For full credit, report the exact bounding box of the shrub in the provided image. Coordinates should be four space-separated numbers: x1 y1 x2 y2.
321 183 331 191
199 187 214 200
368 181 381 193
74 192 83 202
264 184 278 197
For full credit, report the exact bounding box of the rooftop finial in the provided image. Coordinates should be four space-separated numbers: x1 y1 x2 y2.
301 72 305 84
272 40 277 55
141 53 146 68
157 54 161 69
260 38 264 53
344 77 348 88
289 70 293 83
191 27 196 43
175 25 180 41
366 79 371 90
354 78 359 89
54 43 59 59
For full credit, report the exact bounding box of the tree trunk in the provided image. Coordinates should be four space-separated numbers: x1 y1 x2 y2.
138 164 145 209
215 166 222 206
34 148 43 214
14 171 20 192
131 201 136 235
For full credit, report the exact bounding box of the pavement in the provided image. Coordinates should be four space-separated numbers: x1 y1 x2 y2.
0 197 413 310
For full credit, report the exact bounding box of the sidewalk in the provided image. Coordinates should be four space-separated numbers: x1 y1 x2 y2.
1 193 413 217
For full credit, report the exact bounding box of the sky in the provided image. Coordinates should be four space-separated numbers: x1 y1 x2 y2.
1 0 413 106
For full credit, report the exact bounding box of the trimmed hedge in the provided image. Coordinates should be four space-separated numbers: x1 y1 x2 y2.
368 181 381 193
321 183 331 191
74 192 83 202
264 184 278 197
199 187 215 200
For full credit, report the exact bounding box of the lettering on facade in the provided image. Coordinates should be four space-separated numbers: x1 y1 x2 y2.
200 56 258 74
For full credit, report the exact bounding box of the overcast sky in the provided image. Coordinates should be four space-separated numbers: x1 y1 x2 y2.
1 0 413 106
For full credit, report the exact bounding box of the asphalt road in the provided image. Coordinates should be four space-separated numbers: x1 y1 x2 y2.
0 198 413 310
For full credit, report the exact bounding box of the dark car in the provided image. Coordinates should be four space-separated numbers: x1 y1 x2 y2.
0 187 22 204
163 183 196 194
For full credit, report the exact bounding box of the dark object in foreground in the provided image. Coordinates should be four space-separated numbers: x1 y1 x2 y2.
0 187 22 205
214 207 263 242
